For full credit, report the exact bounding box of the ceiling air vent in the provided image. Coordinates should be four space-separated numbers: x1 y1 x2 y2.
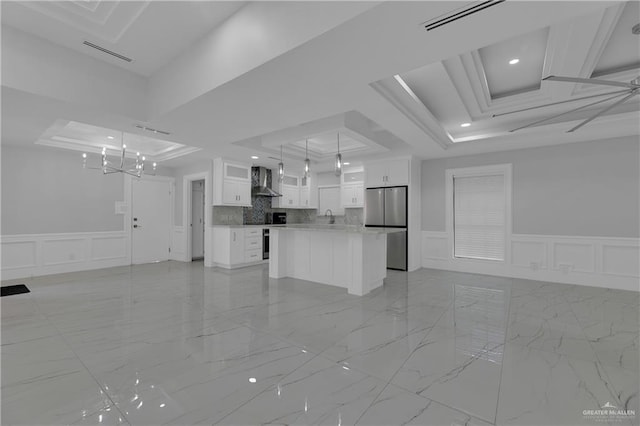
82 41 133 63
422 0 505 32
134 124 171 136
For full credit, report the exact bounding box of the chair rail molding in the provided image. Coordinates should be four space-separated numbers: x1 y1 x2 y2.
422 231 640 291
1 231 129 280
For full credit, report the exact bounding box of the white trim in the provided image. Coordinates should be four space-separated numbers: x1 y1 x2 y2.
422 231 640 292
1 231 128 280
182 171 211 263
445 163 513 265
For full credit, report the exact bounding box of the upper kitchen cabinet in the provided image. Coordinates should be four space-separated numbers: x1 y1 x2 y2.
273 172 317 209
341 167 364 208
213 158 252 207
365 159 409 187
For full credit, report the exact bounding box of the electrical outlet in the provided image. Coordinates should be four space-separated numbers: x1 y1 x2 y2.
558 263 572 274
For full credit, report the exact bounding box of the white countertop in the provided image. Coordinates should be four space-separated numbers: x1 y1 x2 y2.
266 224 405 234
212 224 269 228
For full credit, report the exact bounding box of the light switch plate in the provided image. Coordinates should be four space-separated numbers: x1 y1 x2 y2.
115 201 128 215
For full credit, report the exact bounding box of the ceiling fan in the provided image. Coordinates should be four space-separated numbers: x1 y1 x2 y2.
495 75 640 133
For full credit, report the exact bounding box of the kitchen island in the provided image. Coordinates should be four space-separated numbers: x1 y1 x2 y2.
267 224 403 296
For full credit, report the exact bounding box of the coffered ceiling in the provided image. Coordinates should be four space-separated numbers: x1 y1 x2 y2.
1 1 638 171
372 1 639 146
36 120 200 161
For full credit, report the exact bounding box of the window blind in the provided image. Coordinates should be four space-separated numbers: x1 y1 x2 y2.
453 174 505 261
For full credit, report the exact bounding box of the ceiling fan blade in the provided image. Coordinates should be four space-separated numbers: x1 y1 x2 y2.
544 75 637 89
493 89 629 118
567 91 638 133
509 91 630 132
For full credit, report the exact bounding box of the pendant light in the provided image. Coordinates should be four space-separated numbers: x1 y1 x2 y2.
303 139 310 178
278 145 284 182
334 132 342 177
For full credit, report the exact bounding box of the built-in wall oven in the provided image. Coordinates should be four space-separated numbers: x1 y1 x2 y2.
262 229 269 260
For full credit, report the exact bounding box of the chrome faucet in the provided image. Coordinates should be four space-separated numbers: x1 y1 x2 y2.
324 209 335 224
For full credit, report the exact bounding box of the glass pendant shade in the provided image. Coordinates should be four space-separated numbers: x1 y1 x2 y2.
304 158 310 177
334 153 342 177
303 139 310 178
334 133 342 177
278 162 284 181
278 145 284 181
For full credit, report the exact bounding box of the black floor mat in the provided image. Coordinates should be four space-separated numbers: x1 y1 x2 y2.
1 284 30 297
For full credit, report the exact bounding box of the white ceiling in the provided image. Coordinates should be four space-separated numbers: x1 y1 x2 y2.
1 1 246 76
478 27 549 99
1 1 638 172
592 1 640 76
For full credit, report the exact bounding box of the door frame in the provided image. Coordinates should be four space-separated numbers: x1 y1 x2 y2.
125 174 175 265
183 171 210 263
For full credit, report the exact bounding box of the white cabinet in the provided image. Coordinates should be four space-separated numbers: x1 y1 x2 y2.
299 175 317 208
341 183 364 207
340 168 364 208
222 180 251 205
212 227 245 267
273 173 317 209
230 229 245 264
365 159 409 187
212 227 265 269
341 170 365 185
213 158 252 206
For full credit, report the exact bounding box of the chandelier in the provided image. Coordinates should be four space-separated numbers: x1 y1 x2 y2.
82 132 156 177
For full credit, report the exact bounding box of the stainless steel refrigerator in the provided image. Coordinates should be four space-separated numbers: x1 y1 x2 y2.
364 186 407 271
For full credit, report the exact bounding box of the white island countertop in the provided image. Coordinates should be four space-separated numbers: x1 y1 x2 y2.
266 224 404 234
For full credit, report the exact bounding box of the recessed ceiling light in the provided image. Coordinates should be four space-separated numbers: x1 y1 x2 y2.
509 58 520 65
251 156 259 159
460 122 471 127
107 136 114 139
343 162 350 165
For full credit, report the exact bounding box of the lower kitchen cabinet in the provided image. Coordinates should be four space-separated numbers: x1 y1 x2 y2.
212 227 266 269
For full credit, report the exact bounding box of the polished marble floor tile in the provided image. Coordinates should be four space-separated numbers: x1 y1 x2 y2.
496 344 627 426
2 262 638 426
355 383 492 426
217 355 386 425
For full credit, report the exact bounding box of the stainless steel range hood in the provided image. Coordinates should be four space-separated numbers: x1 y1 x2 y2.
252 167 282 197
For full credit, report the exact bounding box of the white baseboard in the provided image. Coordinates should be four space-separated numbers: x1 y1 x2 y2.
212 260 268 270
2 231 129 280
422 231 640 292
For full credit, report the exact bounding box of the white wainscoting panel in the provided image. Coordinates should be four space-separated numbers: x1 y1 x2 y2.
42 238 86 266
422 231 639 292
552 242 594 273
92 235 127 261
1 240 37 270
602 244 640 278
2 232 128 280
511 239 547 269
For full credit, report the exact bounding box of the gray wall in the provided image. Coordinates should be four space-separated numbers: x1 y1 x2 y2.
2 145 125 234
422 137 639 238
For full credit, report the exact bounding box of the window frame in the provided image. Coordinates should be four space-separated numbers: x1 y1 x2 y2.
445 164 512 264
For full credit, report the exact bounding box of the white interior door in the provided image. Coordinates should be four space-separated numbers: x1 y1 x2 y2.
191 180 205 259
132 178 171 264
